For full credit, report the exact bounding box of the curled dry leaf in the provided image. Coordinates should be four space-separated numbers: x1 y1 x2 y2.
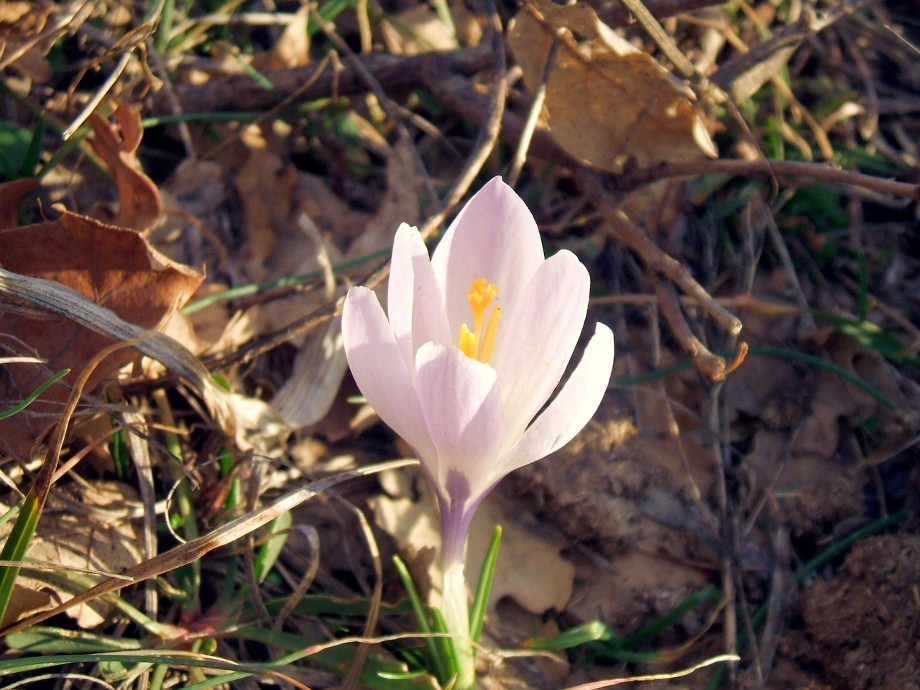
0 210 202 459
88 103 162 232
0 178 40 229
508 0 717 171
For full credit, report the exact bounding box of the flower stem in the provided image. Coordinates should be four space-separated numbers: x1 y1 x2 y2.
437 473 479 688
442 560 476 689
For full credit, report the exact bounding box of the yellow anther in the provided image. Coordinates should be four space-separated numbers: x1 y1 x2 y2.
459 324 478 359
459 279 502 362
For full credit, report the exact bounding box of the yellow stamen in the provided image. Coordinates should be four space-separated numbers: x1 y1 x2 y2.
468 279 498 337
459 324 478 359
459 279 502 362
478 307 502 364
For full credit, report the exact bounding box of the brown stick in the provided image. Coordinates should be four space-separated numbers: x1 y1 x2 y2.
595 0 726 29
615 158 920 200
152 46 493 115
601 199 744 336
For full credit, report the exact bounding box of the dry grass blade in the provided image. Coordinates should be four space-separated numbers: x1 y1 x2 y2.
563 654 739 689
0 457 418 637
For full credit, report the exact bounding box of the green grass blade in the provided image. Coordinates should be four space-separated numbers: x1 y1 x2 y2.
525 620 613 651
0 368 70 420
752 345 898 409
0 492 43 626
6 626 143 653
614 346 898 410
180 247 388 314
392 555 450 683
254 511 292 583
469 525 501 642
428 605 458 684
621 587 722 648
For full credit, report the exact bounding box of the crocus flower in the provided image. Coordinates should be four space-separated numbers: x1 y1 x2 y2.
342 177 614 688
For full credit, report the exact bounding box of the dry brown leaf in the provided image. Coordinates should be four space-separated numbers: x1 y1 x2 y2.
88 103 162 231
0 178 40 229
372 469 574 616
380 4 458 55
341 137 423 261
260 4 310 70
0 211 203 459
0 481 143 628
235 148 296 281
0 1 57 81
508 0 717 171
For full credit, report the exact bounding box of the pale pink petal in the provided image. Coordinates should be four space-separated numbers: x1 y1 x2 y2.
490 250 590 438
387 224 451 375
342 287 435 462
498 323 614 475
430 178 545 341
414 343 506 502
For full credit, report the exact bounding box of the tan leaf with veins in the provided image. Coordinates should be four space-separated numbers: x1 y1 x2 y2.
508 0 717 171
0 481 143 628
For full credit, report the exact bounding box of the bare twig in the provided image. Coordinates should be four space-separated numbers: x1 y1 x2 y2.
120 411 159 622
342 502 384 690
752 194 817 336
507 28 564 187
614 0 697 80
712 0 869 96
653 280 747 380
156 46 494 114
615 158 920 200
64 0 167 138
145 37 196 160
600 198 744 335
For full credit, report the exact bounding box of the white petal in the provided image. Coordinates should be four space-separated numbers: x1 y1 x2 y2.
342 287 435 461
491 250 590 438
430 178 545 341
387 224 451 376
414 343 507 501
498 323 614 475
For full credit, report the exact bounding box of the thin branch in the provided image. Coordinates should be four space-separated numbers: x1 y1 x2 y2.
615 158 920 200
599 195 744 336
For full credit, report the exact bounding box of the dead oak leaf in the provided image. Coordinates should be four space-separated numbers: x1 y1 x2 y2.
0 178 40 229
508 0 717 171
0 210 203 460
88 103 162 232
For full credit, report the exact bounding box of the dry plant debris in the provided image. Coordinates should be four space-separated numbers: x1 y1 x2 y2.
0 0 917 688
508 0 718 171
